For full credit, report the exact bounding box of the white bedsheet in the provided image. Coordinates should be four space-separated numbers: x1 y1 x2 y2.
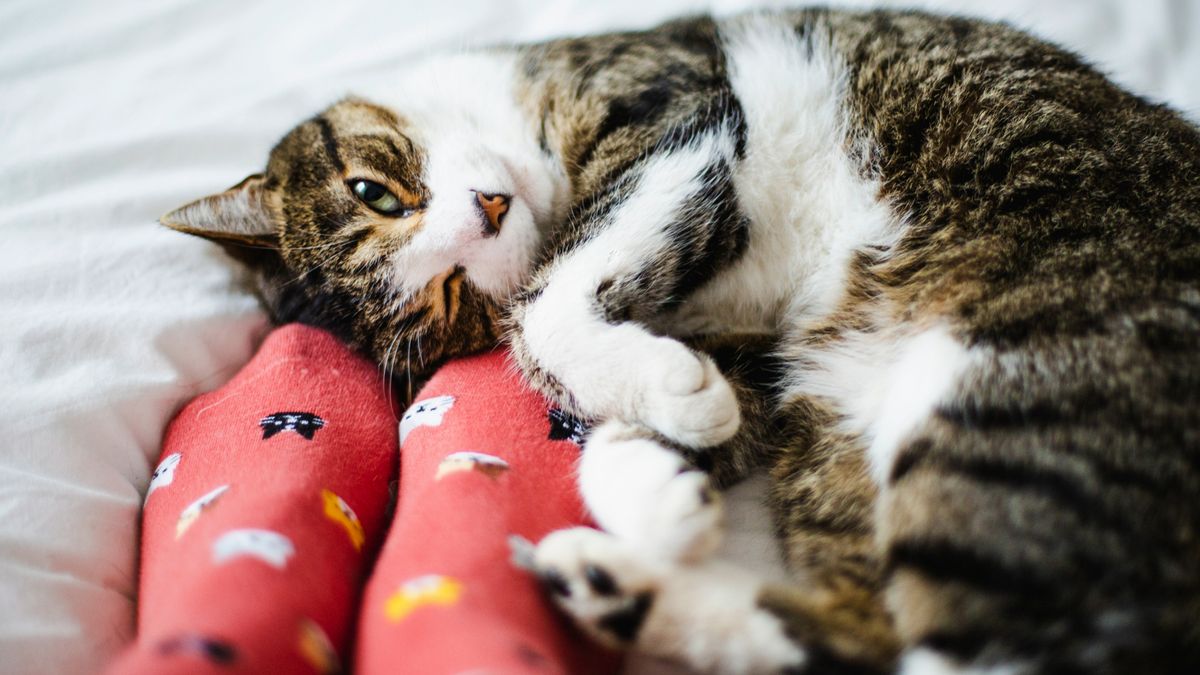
1 1 1197 673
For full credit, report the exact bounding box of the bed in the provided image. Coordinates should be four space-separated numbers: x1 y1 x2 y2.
2 0 1197 672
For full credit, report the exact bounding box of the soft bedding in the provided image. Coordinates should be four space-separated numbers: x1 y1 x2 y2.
1 1 1198 673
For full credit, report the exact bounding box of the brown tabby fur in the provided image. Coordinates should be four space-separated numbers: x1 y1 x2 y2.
164 8 1200 673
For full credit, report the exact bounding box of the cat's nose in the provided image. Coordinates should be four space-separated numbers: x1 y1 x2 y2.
472 190 510 236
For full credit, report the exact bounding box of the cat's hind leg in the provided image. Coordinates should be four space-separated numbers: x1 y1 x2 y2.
536 338 904 674
537 403 901 675
532 526 807 675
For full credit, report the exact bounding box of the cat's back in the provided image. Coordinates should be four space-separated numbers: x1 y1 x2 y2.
753 8 1200 470
802 12 1200 669
523 8 1199 334
822 8 1200 318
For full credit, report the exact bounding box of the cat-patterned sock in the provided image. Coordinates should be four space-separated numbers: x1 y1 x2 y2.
108 324 397 675
355 350 618 675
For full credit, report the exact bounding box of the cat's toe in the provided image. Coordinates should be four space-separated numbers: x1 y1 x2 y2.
532 527 661 649
640 343 741 448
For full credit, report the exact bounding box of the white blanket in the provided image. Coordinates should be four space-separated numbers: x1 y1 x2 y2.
1 1 1197 672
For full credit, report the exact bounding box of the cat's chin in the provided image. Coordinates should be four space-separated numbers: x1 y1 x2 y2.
458 197 542 300
460 260 533 303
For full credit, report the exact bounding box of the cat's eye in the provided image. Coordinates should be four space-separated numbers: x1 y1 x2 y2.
349 179 411 217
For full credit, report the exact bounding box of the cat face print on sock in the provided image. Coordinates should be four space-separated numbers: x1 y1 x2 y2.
156 634 238 665
260 412 326 440
176 485 230 539
385 574 465 622
322 489 365 551
435 451 509 480
146 452 182 499
547 408 588 445
297 618 340 675
399 395 455 445
213 528 295 569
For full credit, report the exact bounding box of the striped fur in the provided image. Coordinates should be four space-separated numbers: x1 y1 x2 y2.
163 8 1200 674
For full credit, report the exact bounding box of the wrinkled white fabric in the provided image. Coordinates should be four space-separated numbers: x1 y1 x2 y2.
1 1 1197 673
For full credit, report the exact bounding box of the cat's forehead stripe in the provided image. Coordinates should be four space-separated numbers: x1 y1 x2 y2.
314 100 426 200
314 116 345 174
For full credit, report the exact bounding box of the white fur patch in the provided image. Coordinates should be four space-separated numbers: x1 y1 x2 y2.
642 561 807 674
665 15 903 336
399 394 455 446
787 325 974 485
690 15 969 488
865 327 973 483
533 126 737 301
901 647 1025 675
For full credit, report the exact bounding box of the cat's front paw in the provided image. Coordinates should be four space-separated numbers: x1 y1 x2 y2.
637 339 740 448
580 421 724 563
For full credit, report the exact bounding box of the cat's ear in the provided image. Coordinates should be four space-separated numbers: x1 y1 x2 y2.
161 174 278 249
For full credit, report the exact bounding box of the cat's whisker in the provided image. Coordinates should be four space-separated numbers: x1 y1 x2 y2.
380 329 405 420
283 238 358 252
283 242 356 287
404 338 415 404
275 226 372 288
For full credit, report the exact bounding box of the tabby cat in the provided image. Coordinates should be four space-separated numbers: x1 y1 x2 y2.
163 8 1200 674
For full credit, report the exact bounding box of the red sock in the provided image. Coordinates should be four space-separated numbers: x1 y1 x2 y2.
108 324 397 675
355 350 619 675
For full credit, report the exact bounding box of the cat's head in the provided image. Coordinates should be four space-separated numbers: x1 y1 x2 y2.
163 94 561 393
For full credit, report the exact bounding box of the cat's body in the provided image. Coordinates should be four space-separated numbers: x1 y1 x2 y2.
165 8 1200 674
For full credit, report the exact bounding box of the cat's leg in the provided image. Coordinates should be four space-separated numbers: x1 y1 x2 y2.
533 526 807 675
530 433 898 675
760 397 901 671
506 122 749 449
578 334 783 562
532 397 902 675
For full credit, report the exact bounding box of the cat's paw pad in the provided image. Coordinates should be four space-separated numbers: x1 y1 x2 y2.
533 527 809 674
532 527 659 649
638 340 740 448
